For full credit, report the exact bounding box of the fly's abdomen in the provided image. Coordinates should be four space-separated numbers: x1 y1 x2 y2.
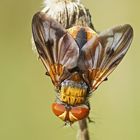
60 80 88 106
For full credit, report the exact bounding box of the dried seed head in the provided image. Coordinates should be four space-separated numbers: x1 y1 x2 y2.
44 0 80 6
42 0 94 29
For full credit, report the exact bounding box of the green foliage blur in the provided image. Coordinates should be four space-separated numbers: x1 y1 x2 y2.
0 0 139 140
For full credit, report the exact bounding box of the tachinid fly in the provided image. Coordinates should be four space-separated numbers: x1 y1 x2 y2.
32 12 133 124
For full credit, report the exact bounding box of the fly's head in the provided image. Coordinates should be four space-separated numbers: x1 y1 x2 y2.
52 103 89 123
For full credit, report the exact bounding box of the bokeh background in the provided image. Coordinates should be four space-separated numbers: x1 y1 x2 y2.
0 0 139 140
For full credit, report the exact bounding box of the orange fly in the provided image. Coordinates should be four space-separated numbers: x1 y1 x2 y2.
32 12 133 124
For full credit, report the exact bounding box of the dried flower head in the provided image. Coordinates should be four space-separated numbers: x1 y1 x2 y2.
44 0 80 6
42 0 94 29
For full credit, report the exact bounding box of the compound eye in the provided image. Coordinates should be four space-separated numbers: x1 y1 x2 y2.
52 103 69 121
69 106 89 122
52 103 90 123
52 103 66 116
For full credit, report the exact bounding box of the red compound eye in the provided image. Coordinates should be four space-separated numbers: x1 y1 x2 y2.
52 103 90 123
52 103 66 117
69 106 89 121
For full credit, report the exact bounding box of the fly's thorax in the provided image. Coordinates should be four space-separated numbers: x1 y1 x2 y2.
60 80 88 105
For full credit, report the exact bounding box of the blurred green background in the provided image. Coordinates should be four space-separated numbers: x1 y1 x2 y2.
0 0 139 140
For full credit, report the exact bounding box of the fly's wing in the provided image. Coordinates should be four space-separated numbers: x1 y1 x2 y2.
78 24 133 92
32 12 79 87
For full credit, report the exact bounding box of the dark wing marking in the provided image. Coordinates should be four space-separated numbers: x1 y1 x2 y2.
32 12 79 87
78 24 133 92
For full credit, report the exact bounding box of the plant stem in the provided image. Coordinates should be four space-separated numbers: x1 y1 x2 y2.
77 119 90 140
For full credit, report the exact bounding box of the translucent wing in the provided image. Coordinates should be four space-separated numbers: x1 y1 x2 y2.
78 24 133 92
32 12 79 87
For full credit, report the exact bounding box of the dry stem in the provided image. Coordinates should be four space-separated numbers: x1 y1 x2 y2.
77 119 90 140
